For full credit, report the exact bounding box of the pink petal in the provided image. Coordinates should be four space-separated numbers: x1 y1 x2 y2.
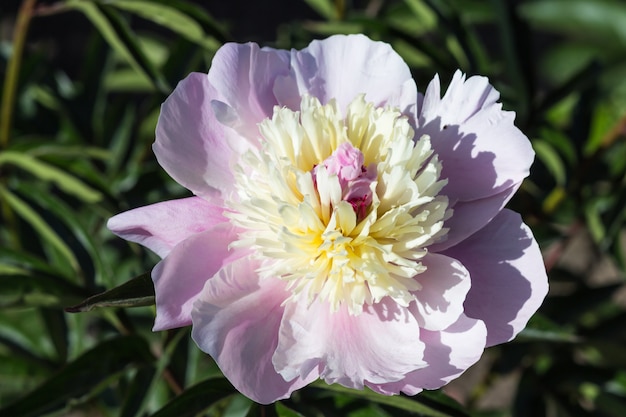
412 254 471 331
107 197 226 258
442 209 548 346
274 34 418 115
417 71 534 203
154 73 239 197
151 224 242 331
429 186 517 252
192 259 317 404
367 314 487 395
207 42 290 140
273 297 426 389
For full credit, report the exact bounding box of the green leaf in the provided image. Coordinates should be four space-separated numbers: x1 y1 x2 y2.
119 367 157 417
403 0 437 31
104 67 156 92
222 394 253 417
151 378 237 417
128 0 228 42
585 200 607 244
517 328 581 344
13 181 106 285
0 247 68 278
26 144 112 160
519 0 626 48
533 139 567 186
275 402 306 417
489 0 532 120
303 0 338 20
0 185 79 272
107 0 220 51
0 335 154 417
66 0 169 93
0 151 102 203
40 308 68 363
0 310 58 370
311 382 469 417
65 272 155 313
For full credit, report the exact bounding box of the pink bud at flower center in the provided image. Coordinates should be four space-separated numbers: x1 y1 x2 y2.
314 142 377 220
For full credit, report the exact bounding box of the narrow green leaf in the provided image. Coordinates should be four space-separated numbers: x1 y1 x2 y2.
275 402 306 417
107 0 220 51
519 0 626 47
536 60 600 117
0 335 154 417
489 0 531 120
222 395 253 417
0 185 79 272
303 0 337 20
13 181 106 284
533 139 567 186
404 0 437 30
104 68 155 92
151 378 237 417
26 144 111 160
66 0 169 93
585 201 606 244
312 382 469 417
0 247 71 278
516 328 581 344
40 308 68 363
65 272 155 313
0 271 87 308
122 0 228 42
0 151 102 203
119 367 157 417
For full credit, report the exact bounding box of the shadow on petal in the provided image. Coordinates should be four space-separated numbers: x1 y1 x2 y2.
443 209 548 346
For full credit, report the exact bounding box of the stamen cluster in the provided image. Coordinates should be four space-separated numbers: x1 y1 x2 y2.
228 95 450 314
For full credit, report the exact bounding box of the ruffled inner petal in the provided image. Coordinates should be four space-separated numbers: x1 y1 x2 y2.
192 257 318 404
366 314 487 395
411 253 471 331
274 297 426 389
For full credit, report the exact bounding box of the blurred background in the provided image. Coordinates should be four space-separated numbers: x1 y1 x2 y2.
1 0 625 416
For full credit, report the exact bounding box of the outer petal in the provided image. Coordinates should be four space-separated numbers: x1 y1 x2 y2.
367 314 487 395
412 253 471 331
207 43 290 140
274 297 426 389
107 197 226 258
417 71 534 203
192 258 318 404
442 209 548 346
151 224 241 330
274 34 418 115
154 73 239 197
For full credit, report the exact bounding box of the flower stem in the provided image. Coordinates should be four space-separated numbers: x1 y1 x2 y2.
1 0 37 249
0 0 37 149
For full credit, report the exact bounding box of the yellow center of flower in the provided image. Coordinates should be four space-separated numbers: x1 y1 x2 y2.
227 95 450 315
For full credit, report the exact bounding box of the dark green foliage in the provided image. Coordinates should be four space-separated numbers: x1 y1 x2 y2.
1 0 626 416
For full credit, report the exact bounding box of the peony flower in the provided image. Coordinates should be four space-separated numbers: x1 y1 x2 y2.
108 34 548 404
